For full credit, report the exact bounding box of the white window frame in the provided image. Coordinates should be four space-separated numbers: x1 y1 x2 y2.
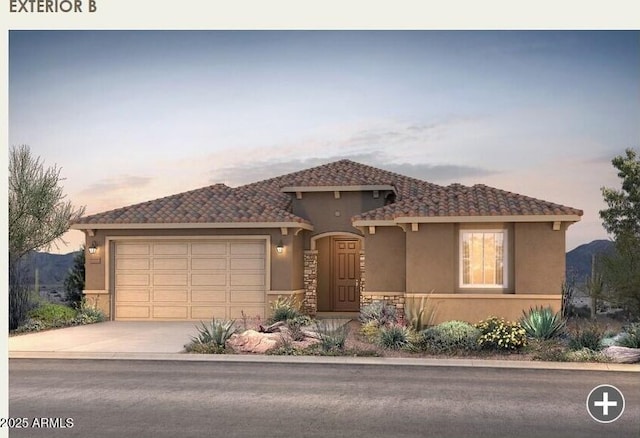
459 229 508 289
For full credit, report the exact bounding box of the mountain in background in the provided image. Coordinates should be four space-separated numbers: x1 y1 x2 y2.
18 250 80 288
565 239 615 283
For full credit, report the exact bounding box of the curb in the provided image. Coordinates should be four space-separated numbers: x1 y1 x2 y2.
9 351 640 372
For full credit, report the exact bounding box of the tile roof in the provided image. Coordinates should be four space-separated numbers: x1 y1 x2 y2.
73 159 582 227
74 183 311 225
353 183 583 221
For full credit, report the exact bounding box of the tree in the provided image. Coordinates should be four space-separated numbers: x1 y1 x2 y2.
8 145 85 330
64 248 85 306
599 148 640 319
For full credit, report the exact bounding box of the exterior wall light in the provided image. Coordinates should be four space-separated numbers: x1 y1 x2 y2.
276 240 284 254
88 241 98 254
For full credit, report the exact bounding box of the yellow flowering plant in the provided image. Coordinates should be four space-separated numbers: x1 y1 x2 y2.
475 316 527 351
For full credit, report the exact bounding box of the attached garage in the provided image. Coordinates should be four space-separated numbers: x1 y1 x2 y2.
114 238 267 321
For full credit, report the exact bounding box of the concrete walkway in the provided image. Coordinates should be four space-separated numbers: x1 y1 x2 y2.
8 321 640 372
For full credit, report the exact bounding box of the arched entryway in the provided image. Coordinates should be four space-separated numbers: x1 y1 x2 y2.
311 232 364 312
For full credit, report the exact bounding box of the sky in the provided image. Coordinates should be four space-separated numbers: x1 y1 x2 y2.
8 30 640 253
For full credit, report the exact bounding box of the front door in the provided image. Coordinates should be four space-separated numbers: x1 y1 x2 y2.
332 239 360 311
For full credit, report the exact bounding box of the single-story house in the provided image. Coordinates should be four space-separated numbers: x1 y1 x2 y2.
72 159 582 324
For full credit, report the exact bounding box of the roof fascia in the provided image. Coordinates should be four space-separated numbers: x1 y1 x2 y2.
71 222 314 231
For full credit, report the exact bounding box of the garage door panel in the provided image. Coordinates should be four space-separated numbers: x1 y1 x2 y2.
118 289 150 302
231 242 265 255
117 244 150 255
192 242 227 255
231 290 265 303
116 258 150 270
117 306 150 319
153 258 188 270
191 306 228 320
192 258 227 270
117 274 150 286
153 274 188 286
154 243 188 255
230 258 264 270
230 306 264 319
153 289 188 302
192 273 227 286
153 306 188 319
192 289 226 303
231 273 265 286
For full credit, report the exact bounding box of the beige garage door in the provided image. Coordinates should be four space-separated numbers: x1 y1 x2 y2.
114 239 266 320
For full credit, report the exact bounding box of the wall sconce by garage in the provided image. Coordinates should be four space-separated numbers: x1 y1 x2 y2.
88 241 98 254
276 240 284 254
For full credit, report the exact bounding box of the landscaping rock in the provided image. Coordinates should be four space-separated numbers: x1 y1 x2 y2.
227 330 284 354
602 346 640 364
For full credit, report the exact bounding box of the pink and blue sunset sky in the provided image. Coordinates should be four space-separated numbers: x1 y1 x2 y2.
8 30 640 253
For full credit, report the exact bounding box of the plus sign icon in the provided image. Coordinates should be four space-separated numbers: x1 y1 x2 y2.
586 384 625 423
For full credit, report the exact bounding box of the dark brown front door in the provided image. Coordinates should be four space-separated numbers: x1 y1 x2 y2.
332 239 360 311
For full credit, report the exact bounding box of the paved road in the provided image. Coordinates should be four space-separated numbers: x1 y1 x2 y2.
8 359 640 438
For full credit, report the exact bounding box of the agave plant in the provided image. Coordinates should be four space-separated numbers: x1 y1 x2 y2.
520 306 566 340
191 318 237 347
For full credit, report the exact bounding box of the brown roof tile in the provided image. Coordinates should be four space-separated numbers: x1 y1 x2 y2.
353 183 583 221
74 160 582 226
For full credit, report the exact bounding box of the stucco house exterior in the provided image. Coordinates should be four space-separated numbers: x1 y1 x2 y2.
72 160 582 324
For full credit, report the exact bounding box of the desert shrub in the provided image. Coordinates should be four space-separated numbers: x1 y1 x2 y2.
360 320 381 342
190 318 236 348
565 348 610 362
27 303 76 326
378 324 412 350
71 298 105 325
615 322 640 348
520 306 566 340
185 342 227 354
422 320 480 353
475 317 527 351
268 295 301 323
405 295 438 331
359 301 397 326
13 318 47 333
315 320 349 352
527 339 569 362
568 322 604 351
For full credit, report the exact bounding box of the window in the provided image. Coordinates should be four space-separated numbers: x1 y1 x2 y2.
460 230 507 288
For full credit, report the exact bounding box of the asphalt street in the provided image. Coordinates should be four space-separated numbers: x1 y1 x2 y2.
8 359 640 438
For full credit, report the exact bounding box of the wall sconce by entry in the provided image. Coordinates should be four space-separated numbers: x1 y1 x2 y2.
276 240 284 254
88 241 98 254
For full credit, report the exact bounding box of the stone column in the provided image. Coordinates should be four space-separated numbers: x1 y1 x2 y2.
303 250 318 316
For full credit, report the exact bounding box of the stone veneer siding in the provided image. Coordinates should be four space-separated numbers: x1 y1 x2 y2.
303 250 318 316
360 293 405 322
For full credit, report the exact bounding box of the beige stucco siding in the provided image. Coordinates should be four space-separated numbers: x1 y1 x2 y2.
364 227 405 292
514 222 566 294
292 191 381 242
406 223 456 293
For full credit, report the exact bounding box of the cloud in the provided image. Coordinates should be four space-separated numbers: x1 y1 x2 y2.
79 175 153 195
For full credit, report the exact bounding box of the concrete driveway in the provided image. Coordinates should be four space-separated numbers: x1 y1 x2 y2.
9 321 201 354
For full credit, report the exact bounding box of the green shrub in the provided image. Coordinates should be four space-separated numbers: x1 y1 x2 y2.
71 298 105 325
315 320 349 352
568 322 604 351
360 320 381 342
405 295 438 331
378 324 412 350
27 303 76 326
615 322 640 348
268 295 301 323
13 318 47 333
475 317 527 351
520 306 566 340
190 318 236 348
185 342 227 354
565 348 609 362
421 320 480 353
359 301 397 326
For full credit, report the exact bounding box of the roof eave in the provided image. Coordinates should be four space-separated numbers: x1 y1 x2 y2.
71 221 314 231
353 214 582 226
